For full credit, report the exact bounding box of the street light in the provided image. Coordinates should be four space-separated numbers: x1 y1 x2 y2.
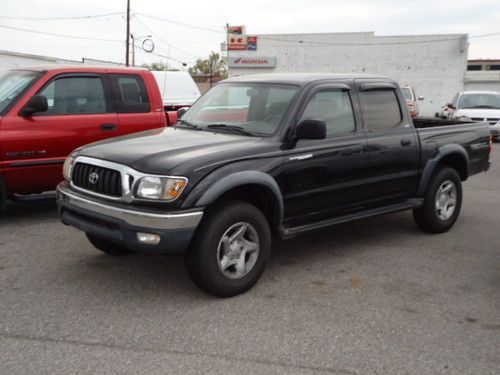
130 34 152 66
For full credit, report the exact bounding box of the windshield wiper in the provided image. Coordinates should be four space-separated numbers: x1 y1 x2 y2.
175 119 200 130
206 124 254 136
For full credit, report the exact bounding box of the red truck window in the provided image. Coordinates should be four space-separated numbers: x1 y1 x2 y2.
36 76 107 115
109 74 150 113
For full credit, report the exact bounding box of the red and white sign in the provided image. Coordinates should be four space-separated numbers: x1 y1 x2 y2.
227 35 248 51
227 25 248 51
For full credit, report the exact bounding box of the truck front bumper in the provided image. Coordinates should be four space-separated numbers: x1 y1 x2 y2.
56 182 203 254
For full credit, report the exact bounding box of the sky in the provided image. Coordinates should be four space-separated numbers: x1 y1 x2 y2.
0 0 499 70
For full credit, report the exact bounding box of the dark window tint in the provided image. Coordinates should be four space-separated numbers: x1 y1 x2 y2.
110 74 150 113
37 76 106 115
360 89 402 131
489 64 500 71
467 65 482 71
300 89 355 137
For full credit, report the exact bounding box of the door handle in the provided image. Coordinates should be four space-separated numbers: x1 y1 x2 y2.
401 139 412 146
100 123 118 131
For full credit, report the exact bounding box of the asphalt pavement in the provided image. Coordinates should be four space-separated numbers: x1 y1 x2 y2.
0 147 499 374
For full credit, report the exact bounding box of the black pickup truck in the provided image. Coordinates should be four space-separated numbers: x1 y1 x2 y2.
57 73 491 297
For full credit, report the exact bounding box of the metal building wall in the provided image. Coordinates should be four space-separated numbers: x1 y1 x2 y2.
228 32 468 116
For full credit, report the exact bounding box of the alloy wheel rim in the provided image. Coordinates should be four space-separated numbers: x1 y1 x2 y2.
435 180 457 221
216 222 260 280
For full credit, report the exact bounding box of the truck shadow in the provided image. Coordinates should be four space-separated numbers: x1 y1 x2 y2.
63 211 421 300
0 197 58 224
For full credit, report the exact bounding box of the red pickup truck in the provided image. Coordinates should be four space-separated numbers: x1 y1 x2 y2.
0 66 166 210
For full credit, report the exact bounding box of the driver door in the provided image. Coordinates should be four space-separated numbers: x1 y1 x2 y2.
281 83 368 227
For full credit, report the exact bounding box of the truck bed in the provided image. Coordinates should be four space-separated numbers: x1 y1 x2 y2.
413 117 474 129
415 118 490 177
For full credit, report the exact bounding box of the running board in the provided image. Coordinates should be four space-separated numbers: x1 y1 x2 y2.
280 198 424 239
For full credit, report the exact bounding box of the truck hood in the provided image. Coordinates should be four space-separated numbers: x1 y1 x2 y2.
454 108 500 122
77 127 266 175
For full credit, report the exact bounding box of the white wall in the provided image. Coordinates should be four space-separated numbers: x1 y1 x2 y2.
0 50 78 72
228 32 469 116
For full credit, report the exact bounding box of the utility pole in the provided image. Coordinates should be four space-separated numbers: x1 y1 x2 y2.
125 0 130 66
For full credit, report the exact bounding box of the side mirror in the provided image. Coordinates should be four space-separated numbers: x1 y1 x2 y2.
20 95 48 117
295 119 326 140
418 96 425 101
446 103 456 110
177 107 189 118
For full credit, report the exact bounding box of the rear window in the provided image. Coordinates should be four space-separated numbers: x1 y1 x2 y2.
360 89 402 131
109 74 150 113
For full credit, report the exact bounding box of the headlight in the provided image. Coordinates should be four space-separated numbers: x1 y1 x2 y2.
62 155 75 181
135 176 187 201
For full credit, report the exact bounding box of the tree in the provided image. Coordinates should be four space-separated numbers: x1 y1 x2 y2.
141 62 179 71
188 52 227 80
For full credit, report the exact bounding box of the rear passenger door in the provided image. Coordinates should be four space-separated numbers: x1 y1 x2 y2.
108 74 158 135
355 80 420 205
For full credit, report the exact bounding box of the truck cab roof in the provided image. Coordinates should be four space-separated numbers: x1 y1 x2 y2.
224 73 394 86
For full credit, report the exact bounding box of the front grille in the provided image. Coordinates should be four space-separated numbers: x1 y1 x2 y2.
72 162 122 197
471 117 499 125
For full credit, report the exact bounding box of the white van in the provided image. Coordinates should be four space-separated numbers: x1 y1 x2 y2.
151 71 201 111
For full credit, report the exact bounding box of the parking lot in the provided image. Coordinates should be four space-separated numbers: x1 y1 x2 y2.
0 147 498 374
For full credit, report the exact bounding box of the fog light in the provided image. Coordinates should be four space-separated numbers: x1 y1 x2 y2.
137 232 161 245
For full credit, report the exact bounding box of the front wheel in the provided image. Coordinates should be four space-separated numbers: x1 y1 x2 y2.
185 199 271 297
413 167 462 233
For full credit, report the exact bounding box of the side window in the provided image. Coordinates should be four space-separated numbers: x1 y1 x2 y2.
109 74 150 113
359 89 402 131
37 76 106 115
265 87 297 121
300 89 355 137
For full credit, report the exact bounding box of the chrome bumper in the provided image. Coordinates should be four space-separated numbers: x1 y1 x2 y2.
56 182 203 230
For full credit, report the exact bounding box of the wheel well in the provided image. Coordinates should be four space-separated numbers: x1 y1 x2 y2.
212 184 281 234
437 153 468 181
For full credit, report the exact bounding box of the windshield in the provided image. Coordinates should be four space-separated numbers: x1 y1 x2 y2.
458 93 500 109
401 87 413 101
179 83 299 136
0 70 40 115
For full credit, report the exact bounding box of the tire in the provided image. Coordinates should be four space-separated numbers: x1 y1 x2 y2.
413 167 462 233
86 233 132 256
185 199 271 298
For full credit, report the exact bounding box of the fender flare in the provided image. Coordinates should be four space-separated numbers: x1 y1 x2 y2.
417 144 469 196
195 171 284 227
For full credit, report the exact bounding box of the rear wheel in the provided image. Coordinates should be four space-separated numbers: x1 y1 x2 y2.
413 167 462 233
185 199 271 298
86 233 132 256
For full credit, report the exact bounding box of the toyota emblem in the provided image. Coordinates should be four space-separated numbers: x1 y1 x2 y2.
88 172 99 184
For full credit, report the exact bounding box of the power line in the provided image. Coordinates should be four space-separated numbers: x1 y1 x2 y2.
0 12 124 20
135 13 225 34
134 46 192 65
0 24 122 42
134 16 203 59
469 32 500 39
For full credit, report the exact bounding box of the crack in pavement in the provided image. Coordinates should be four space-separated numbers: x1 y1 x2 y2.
0 331 357 374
